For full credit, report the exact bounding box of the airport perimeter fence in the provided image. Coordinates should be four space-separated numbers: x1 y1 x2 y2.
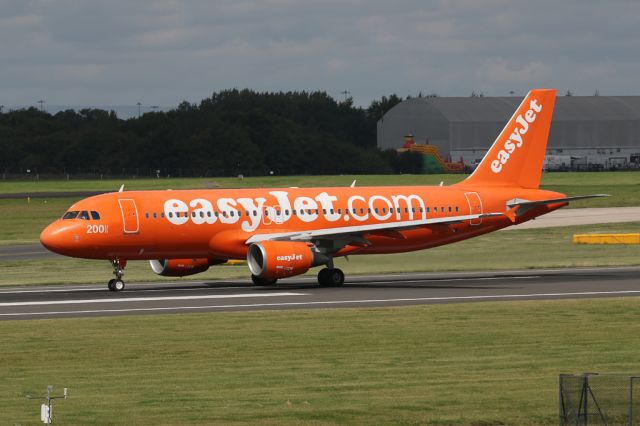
560 373 640 425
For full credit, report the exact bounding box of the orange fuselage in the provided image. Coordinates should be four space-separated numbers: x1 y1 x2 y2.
40 184 565 261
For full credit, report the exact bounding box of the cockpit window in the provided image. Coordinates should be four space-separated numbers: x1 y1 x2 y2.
78 211 90 220
90 211 100 220
62 211 79 220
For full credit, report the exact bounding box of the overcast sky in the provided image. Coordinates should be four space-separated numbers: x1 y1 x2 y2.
1 0 639 109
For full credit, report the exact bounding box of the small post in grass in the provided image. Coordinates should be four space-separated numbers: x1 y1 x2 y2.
25 385 68 424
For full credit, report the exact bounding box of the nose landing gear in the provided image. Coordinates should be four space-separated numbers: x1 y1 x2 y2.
108 259 126 292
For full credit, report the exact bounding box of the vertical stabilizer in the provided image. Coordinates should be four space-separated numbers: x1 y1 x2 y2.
457 89 557 189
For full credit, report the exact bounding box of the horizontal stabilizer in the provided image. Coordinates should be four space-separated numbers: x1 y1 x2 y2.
506 194 610 209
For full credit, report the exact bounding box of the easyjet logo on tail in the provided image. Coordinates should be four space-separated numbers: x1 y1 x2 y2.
490 99 543 173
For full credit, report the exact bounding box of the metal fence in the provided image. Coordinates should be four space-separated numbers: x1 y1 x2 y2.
560 373 640 425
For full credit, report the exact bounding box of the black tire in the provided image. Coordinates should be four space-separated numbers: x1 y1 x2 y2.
317 268 330 286
113 279 125 292
328 268 345 286
318 268 344 287
251 275 277 286
107 279 116 291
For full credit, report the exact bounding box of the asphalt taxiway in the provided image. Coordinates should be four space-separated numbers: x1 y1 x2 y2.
1 267 638 320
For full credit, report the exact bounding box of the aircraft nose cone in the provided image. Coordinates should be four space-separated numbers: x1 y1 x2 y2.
40 222 68 254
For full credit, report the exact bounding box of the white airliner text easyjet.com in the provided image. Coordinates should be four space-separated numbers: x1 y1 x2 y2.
164 191 427 232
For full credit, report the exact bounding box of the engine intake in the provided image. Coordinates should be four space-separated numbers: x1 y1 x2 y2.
247 241 327 280
150 258 225 277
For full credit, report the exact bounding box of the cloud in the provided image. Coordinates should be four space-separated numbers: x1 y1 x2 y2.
0 0 639 106
476 58 552 85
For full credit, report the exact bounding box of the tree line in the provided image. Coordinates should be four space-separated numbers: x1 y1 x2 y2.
0 89 424 177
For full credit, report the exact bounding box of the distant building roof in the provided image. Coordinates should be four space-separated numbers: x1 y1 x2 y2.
377 96 640 155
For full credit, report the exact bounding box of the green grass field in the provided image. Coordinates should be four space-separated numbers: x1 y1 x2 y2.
2 222 639 287
1 173 639 425
2 298 639 425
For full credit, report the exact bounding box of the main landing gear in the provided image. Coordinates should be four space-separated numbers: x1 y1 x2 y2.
316 256 344 287
108 259 126 292
317 267 345 287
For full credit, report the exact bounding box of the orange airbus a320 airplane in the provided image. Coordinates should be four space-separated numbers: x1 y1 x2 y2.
40 89 606 291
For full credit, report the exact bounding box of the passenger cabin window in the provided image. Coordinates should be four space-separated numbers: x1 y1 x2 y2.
78 211 90 220
63 211 79 220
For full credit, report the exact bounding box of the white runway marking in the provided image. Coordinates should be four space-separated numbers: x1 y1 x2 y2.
2 290 639 317
0 292 307 307
0 273 542 294
0 286 106 294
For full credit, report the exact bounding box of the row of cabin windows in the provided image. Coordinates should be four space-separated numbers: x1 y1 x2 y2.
62 210 101 220
144 206 461 220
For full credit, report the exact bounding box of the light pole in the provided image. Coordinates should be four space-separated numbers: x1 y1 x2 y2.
37 99 45 112
341 90 350 102
137 102 142 118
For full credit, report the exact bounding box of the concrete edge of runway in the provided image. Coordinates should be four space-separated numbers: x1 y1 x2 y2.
2 265 639 294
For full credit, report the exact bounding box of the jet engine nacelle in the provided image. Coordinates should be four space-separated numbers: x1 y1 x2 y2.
247 241 327 280
150 258 224 277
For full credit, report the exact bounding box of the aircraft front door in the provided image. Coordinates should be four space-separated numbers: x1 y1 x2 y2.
118 199 140 234
464 192 483 225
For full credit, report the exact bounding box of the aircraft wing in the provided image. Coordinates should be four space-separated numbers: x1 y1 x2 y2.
245 212 503 245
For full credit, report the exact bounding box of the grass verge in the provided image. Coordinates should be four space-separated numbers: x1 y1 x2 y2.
2 222 639 287
1 298 639 425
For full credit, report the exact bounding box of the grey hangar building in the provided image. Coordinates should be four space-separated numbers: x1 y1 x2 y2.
377 95 640 171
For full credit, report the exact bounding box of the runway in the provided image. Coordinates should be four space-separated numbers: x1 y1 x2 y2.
1 267 638 320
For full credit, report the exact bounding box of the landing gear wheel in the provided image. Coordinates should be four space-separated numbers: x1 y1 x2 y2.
108 259 126 292
318 268 345 287
251 275 278 286
112 279 125 292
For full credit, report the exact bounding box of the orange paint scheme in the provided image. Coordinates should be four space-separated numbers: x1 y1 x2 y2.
40 89 606 290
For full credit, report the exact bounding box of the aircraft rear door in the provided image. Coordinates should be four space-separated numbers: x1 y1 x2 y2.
118 199 140 234
464 192 483 225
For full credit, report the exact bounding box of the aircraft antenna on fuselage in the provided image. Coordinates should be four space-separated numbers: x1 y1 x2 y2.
350 180 356 188
118 184 125 192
